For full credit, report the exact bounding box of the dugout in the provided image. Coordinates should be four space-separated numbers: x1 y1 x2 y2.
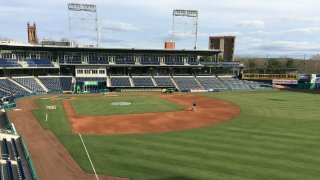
75 80 107 93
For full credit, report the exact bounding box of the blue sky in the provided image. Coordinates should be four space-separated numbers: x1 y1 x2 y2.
1 0 320 58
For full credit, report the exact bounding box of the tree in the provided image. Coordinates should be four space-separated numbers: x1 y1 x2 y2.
285 59 295 68
267 59 282 69
248 59 257 69
310 54 320 60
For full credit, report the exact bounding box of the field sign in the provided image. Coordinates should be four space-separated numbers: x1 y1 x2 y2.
46 105 56 110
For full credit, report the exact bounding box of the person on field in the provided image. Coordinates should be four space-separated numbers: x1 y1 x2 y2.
192 102 197 111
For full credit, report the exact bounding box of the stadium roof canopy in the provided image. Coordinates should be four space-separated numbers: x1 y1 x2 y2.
0 44 221 56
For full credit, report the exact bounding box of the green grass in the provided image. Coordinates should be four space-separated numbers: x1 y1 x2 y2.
71 95 185 116
31 92 320 180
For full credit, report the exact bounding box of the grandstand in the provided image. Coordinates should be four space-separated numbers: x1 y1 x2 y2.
0 112 35 180
153 76 175 87
173 76 204 91
0 59 20 67
218 76 250 90
197 76 228 90
132 77 155 87
0 43 283 95
110 77 132 87
25 58 53 67
13 76 47 93
0 74 277 96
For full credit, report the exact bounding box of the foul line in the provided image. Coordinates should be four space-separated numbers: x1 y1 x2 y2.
79 134 99 180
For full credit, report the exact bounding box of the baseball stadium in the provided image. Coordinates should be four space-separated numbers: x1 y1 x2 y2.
1 3 320 180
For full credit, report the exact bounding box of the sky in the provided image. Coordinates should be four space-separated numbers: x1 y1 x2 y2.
1 0 320 58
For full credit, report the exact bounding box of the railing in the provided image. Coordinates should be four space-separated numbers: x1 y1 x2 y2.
20 137 38 180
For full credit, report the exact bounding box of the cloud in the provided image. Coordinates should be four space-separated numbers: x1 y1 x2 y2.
276 16 320 24
254 40 320 51
210 32 241 36
236 20 265 29
249 27 320 36
102 21 139 32
281 27 320 34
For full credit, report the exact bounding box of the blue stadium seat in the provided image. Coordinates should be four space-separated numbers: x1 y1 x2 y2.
0 59 20 67
0 79 30 96
6 160 14 180
197 76 228 90
110 77 131 87
13 77 46 93
2 138 9 160
11 138 20 158
39 76 73 92
26 58 52 67
132 77 154 87
173 77 203 91
153 77 175 87
218 77 250 89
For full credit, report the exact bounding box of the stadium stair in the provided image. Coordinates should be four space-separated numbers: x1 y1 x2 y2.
194 77 205 90
151 77 158 87
52 62 60 68
106 76 111 87
34 77 49 92
217 76 232 90
8 78 32 93
170 77 179 90
71 76 76 92
129 76 134 87
17 61 28 67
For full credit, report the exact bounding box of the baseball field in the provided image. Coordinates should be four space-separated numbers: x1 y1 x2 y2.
14 91 320 179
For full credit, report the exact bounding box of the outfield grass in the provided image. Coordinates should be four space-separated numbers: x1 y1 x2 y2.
71 95 185 116
32 92 320 180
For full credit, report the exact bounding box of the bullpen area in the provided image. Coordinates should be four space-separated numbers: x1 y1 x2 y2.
8 91 320 180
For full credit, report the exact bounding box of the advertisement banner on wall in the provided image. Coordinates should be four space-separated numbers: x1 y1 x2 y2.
84 81 99 86
272 79 298 84
242 73 298 80
299 74 310 80
315 78 320 84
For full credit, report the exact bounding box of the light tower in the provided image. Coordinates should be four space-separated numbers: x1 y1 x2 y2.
171 9 198 49
68 2 99 47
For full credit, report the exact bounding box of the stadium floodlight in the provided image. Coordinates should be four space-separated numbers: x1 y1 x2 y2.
68 2 99 47
172 9 199 49
68 3 97 12
173 10 198 17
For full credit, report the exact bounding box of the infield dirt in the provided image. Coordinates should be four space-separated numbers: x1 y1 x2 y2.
63 94 240 134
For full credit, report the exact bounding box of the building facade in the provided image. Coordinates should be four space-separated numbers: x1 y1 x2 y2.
209 36 236 62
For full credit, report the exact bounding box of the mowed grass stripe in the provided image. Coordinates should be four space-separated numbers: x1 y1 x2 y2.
31 92 320 179
124 134 320 167
86 138 318 179
100 135 320 173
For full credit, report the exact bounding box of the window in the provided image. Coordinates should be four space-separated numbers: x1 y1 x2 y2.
77 70 83 74
84 70 90 74
92 70 98 74
99 70 105 74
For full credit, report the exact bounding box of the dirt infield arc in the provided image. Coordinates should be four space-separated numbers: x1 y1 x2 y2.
64 94 240 134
